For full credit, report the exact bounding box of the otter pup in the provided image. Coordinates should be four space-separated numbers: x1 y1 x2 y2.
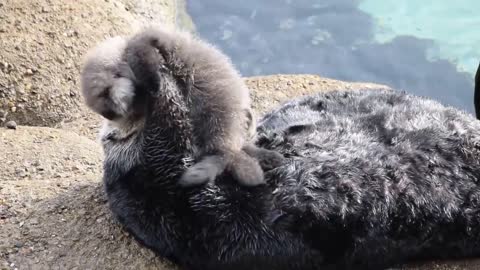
80 27 285 187
124 27 286 187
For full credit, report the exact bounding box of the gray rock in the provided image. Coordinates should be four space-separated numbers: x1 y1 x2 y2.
6 120 17 129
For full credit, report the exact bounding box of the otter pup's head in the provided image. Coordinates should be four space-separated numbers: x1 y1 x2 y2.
80 36 139 121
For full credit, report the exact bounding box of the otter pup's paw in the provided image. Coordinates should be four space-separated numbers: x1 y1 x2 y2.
179 155 224 187
230 152 265 187
243 145 286 171
256 149 286 171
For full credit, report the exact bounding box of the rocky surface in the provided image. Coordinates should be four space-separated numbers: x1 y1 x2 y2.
0 0 180 127
0 1 478 269
0 126 176 270
0 74 389 270
2 74 480 270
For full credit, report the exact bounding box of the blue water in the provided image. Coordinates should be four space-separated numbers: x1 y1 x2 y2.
186 0 478 114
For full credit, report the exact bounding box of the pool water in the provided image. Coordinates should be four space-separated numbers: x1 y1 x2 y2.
359 0 480 74
186 0 478 114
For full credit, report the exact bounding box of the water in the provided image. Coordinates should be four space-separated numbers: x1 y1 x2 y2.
186 0 478 114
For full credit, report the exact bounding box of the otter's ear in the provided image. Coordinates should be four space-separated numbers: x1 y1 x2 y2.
117 62 137 82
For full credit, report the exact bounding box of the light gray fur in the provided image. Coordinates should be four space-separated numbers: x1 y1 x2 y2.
80 36 141 124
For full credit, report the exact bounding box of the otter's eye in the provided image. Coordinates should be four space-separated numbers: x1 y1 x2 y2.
113 72 122 78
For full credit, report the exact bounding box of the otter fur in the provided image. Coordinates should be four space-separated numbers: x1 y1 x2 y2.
96 82 480 269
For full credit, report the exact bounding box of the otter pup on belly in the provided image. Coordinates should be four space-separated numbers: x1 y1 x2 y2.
80 26 285 187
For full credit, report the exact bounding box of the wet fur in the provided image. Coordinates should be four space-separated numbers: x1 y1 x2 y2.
123 27 284 187
99 83 480 270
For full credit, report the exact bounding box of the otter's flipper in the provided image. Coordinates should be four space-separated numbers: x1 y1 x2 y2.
243 144 286 172
475 61 480 119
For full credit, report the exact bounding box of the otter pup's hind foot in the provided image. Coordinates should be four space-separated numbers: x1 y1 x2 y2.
179 155 226 187
230 151 265 187
243 144 286 172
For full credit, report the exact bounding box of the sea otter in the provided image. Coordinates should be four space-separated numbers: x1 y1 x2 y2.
83 30 480 270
